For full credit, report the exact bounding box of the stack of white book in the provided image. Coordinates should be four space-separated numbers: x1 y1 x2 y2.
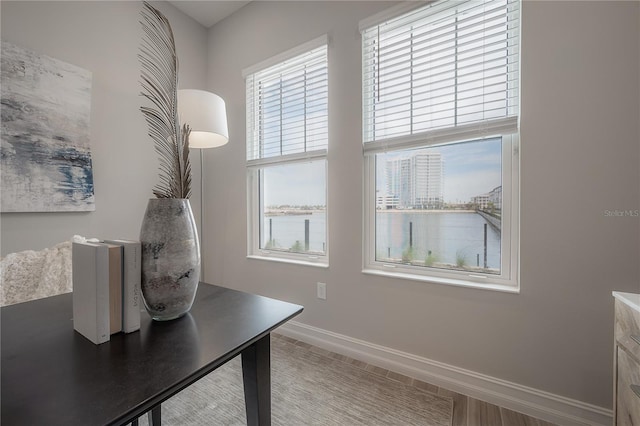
72 239 141 345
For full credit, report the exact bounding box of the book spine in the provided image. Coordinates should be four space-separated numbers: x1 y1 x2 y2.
122 242 141 333
106 244 123 335
104 240 141 333
72 242 110 344
95 245 111 341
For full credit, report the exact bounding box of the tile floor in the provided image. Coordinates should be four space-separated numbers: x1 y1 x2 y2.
273 333 558 426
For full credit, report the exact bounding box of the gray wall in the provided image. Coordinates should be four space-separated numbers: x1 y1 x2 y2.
204 0 640 409
1 0 639 412
0 0 208 255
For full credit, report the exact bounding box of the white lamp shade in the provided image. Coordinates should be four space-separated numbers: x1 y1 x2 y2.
178 89 229 149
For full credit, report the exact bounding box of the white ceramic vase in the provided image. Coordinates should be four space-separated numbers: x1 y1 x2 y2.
139 198 200 321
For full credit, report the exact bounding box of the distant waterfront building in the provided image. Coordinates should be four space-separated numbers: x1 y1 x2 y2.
472 186 502 211
488 186 502 210
385 151 443 209
471 194 490 210
376 192 399 209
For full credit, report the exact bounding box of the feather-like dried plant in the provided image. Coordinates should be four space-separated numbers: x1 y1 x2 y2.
138 1 192 199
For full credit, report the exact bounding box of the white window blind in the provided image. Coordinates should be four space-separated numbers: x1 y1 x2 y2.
361 0 520 149
246 42 328 166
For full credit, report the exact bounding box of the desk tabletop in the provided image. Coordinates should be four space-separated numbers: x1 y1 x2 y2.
1 283 303 425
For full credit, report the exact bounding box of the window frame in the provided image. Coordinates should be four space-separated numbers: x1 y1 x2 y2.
247 158 329 267
244 36 329 267
361 0 520 291
363 134 519 292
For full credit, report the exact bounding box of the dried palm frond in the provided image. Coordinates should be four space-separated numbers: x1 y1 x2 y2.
138 1 191 199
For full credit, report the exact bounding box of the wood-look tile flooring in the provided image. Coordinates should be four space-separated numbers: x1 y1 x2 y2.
274 333 558 426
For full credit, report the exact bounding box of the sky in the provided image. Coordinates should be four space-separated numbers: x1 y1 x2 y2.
261 137 501 206
376 137 502 204
420 137 502 203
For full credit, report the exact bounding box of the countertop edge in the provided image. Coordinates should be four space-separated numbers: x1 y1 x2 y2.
613 291 640 312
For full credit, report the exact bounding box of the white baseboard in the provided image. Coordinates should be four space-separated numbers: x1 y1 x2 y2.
277 321 612 426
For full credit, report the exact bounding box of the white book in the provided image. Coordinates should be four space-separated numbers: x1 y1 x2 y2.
104 244 123 335
72 242 110 345
103 239 141 333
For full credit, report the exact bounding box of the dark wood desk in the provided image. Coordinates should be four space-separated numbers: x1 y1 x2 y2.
1 283 303 425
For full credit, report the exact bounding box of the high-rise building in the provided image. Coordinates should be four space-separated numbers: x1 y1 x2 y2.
412 152 444 208
385 150 443 209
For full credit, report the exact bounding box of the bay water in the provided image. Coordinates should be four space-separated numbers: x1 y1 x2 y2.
262 210 500 269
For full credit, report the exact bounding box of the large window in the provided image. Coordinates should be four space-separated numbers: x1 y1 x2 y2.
245 36 328 265
361 0 520 290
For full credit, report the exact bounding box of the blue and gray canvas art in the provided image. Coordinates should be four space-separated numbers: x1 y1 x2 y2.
1 41 94 212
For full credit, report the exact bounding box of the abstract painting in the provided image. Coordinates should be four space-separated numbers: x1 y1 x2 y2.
1 41 94 212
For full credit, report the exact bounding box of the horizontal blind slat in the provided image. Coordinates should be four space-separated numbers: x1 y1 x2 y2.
366 51 518 96
362 0 519 145
363 41 518 87
363 27 518 73
366 72 518 118
247 41 328 162
363 2 511 63
372 72 518 110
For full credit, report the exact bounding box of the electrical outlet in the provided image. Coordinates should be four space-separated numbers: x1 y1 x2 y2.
317 282 326 300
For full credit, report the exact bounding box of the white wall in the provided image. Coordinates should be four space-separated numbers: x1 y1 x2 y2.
204 0 640 410
0 1 208 255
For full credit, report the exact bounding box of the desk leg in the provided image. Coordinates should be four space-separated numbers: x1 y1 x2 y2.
241 334 271 426
147 405 161 426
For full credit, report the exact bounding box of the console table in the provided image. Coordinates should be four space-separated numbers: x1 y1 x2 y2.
1 283 303 425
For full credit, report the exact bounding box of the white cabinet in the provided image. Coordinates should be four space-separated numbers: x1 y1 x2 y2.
613 292 640 426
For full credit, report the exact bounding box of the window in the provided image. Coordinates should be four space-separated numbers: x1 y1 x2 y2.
361 0 520 290
245 36 329 265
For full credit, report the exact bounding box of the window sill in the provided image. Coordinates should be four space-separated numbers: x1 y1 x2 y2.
362 268 519 294
247 255 329 269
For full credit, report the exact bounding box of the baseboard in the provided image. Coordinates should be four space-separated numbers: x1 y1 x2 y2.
278 321 612 426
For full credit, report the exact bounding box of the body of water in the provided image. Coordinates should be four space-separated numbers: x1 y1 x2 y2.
262 210 500 271
263 213 326 254
376 211 500 271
